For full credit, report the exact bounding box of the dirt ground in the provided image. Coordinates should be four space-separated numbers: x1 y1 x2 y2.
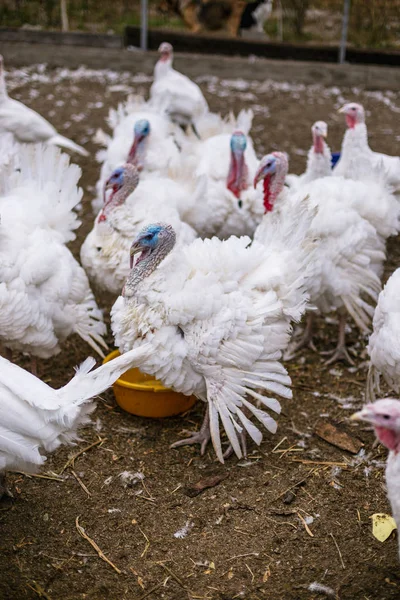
1 49 400 600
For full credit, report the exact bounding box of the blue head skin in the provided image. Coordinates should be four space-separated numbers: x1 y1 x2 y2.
134 119 151 141
227 131 248 198
129 223 176 268
128 120 151 167
106 166 125 190
100 164 139 222
230 131 247 155
253 153 277 187
102 166 125 209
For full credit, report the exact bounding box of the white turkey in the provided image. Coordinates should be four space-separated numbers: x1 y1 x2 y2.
92 96 183 212
0 343 151 499
334 102 400 191
0 132 17 178
286 121 331 190
367 269 400 402
351 399 400 560
0 145 107 373
254 151 385 364
149 42 208 137
181 129 263 239
0 55 88 156
81 164 197 295
111 209 316 463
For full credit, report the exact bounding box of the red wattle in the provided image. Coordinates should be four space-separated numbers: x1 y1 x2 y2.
313 135 324 154
263 174 274 213
345 114 356 129
227 153 248 199
375 426 400 453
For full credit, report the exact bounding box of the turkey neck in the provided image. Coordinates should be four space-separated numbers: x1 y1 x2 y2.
304 135 331 181
342 122 369 155
339 122 372 177
262 170 285 213
99 184 132 223
375 426 400 454
0 61 8 100
227 151 248 198
127 135 147 170
154 58 172 79
124 241 175 299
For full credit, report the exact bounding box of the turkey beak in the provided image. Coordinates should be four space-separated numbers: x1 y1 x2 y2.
350 406 374 422
253 167 264 189
129 241 142 269
338 105 347 114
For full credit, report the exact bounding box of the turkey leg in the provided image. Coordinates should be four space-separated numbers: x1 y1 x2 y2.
284 313 317 360
323 312 355 366
170 406 211 455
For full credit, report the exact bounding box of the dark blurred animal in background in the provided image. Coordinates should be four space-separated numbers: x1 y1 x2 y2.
158 0 246 36
240 0 273 34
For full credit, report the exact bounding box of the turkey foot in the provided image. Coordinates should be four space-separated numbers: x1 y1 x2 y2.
0 474 13 501
170 407 211 455
284 314 317 360
322 313 355 366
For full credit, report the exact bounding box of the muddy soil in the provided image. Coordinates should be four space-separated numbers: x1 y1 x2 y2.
0 56 400 600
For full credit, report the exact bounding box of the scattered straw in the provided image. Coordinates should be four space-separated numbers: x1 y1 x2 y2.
71 470 91 497
75 516 121 574
14 471 63 482
245 563 255 583
26 581 52 600
59 437 106 474
157 563 188 590
272 437 287 453
297 512 314 537
291 459 348 467
227 552 259 562
138 579 167 600
139 527 150 558
330 532 345 569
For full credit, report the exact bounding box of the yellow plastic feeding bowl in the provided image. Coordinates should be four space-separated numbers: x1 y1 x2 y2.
103 350 197 418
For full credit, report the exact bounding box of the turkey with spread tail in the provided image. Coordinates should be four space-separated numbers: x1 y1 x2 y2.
0 55 88 157
111 208 316 463
0 144 107 373
0 344 151 499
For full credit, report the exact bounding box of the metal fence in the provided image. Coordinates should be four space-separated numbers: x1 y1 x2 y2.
1 0 400 58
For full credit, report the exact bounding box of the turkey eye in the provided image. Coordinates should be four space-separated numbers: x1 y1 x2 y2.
382 414 391 420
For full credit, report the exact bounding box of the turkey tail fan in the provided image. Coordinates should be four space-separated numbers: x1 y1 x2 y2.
236 109 254 136
56 343 153 405
72 290 108 359
48 134 89 157
206 352 291 463
3 144 83 243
